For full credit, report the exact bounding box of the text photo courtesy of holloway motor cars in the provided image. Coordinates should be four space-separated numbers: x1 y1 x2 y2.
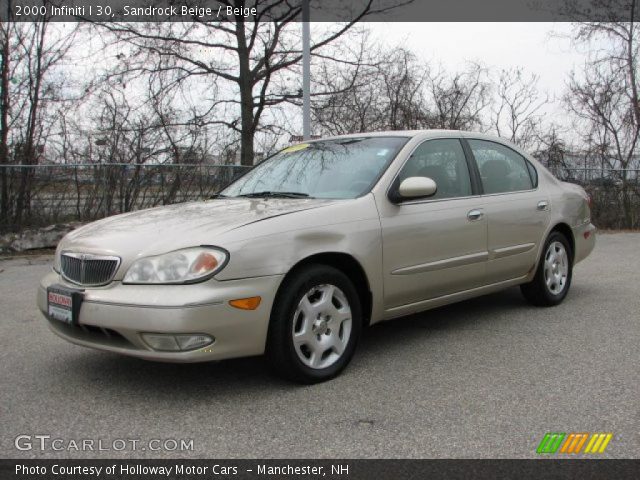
1 1 639 479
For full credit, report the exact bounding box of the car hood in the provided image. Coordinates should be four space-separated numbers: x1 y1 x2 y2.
61 198 337 257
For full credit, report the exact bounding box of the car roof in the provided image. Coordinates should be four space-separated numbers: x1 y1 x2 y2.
308 130 457 140
308 130 508 141
306 130 524 152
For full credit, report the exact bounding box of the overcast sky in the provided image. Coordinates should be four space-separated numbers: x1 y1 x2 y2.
368 22 591 125
372 22 585 90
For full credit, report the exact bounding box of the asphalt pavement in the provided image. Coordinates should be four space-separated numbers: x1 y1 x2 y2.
1 233 638 458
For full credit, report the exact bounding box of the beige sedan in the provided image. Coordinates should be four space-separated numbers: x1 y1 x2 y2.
38 131 595 383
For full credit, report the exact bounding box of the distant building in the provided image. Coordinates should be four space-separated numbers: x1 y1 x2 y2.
289 135 320 143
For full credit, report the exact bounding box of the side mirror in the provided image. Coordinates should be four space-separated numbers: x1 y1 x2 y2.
390 176 437 203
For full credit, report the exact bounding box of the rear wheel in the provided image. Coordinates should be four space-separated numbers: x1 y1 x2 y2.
521 231 573 306
266 265 361 384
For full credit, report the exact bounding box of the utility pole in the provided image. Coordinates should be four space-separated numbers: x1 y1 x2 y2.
302 0 310 140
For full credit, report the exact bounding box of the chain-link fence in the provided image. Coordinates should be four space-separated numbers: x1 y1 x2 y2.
548 166 640 229
0 163 249 233
1 163 639 233
547 165 640 185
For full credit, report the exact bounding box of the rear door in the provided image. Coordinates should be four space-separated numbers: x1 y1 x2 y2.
465 138 550 283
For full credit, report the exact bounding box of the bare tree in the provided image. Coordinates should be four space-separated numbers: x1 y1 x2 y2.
490 67 549 150
313 48 493 134
424 63 490 131
94 1 407 166
565 2 640 227
312 37 429 135
533 125 570 173
0 1 10 224
0 10 80 230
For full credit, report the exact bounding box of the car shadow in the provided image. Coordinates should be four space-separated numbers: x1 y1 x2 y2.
60 287 536 394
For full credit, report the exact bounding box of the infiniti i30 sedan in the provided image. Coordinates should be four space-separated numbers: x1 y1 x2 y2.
38 131 596 383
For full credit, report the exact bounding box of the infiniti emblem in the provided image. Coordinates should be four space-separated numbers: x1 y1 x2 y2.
80 254 88 284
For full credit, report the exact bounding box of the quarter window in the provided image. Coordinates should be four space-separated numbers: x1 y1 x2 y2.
398 139 472 199
468 140 534 194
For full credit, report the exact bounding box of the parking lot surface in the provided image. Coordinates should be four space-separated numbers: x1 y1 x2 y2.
1 233 638 458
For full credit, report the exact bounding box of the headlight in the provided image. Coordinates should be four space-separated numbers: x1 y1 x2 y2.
123 247 228 284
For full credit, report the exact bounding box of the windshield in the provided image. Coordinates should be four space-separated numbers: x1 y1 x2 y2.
221 136 409 199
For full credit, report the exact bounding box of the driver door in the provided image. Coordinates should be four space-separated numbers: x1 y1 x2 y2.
377 138 488 315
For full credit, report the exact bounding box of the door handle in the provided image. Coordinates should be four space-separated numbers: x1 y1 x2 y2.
467 209 484 221
537 200 549 211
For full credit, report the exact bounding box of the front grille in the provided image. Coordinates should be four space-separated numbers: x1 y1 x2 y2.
61 252 120 286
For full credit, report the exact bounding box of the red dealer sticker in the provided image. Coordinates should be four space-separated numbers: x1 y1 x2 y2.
48 292 72 308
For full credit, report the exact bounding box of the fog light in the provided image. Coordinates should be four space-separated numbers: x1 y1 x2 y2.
175 334 214 351
142 334 180 351
142 333 214 352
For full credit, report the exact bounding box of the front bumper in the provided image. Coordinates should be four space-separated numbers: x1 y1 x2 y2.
37 270 283 362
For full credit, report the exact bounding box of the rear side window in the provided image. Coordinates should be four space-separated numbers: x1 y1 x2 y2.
468 139 534 194
398 138 472 200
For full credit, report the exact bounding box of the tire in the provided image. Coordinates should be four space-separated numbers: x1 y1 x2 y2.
266 264 362 384
520 231 573 307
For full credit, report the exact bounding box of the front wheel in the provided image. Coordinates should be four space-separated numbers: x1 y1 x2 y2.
521 231 573 307
266 265 362 384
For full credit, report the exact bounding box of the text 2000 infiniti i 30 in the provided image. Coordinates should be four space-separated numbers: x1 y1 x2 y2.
38 131 595 383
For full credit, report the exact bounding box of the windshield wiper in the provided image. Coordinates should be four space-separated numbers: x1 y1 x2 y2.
336 138 364 145
237 191 313 199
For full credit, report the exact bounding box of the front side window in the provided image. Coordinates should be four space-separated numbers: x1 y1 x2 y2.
468 139 534 194
222 137 408 199
398 138 472 200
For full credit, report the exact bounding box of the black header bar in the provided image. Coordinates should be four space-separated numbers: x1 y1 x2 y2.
2 459 640 480
3 0 640 22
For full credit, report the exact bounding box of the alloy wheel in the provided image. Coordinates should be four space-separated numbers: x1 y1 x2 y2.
544 241 569 295
291 284 352 369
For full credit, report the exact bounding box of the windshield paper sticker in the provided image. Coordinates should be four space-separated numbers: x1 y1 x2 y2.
282 144 310 153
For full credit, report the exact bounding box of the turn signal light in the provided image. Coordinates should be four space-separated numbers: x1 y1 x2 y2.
229 296 261 310
192 252 219 273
